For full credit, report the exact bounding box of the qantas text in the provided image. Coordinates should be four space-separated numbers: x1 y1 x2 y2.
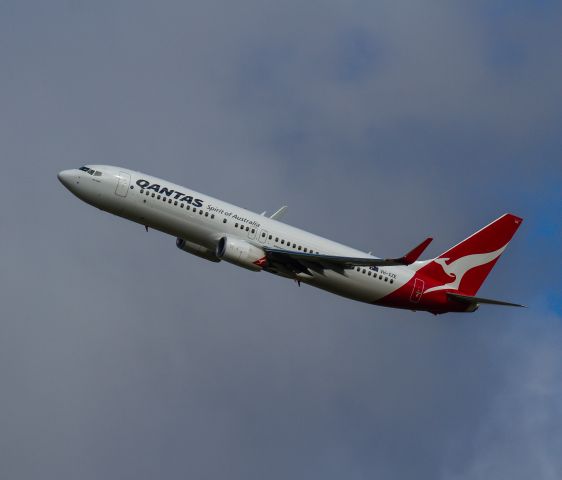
136 179 204 207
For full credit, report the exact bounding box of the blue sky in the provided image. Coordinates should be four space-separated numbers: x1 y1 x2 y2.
0 1 561 479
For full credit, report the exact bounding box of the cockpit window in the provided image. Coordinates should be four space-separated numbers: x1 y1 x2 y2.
79 166 102 176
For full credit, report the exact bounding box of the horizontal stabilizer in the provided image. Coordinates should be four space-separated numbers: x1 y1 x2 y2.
447 292 526 308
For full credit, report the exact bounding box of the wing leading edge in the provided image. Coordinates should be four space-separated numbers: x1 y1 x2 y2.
263 237 432 275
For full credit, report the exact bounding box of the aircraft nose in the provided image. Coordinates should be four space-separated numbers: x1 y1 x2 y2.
57 169 75 189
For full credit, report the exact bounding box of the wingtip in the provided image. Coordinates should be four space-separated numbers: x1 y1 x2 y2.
403 237 433 264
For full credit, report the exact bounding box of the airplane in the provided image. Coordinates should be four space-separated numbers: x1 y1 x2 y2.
58 165 525 314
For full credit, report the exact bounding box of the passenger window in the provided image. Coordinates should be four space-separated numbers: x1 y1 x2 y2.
304 248 308 253
281 240 285 245
251 229 255 234
275 237 279 242
211 214 215 219
223 219 227 223
205 212 208 217
384 277 388 282
174 201 178 206
362 269 366 274
298 246 302 251
140 189 144 194
199 210 203 215
181 204 184 208
168 199 172 204
245 227 249 231
235 223 238 228
268 235 272 240
157 195 161 199
368 271 372 276
292 243 296 248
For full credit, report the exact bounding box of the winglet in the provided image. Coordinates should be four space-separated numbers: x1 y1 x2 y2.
270 206 288 221
401 237 433 264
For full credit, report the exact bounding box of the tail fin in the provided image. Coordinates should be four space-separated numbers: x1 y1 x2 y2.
424 214 522 296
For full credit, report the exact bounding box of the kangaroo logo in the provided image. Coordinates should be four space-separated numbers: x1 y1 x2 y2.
424 245 507 294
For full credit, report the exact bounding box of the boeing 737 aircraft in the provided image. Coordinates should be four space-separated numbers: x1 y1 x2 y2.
58 165 524 314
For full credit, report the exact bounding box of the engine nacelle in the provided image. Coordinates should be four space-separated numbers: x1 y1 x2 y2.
216 236 267 271
176 238 221 263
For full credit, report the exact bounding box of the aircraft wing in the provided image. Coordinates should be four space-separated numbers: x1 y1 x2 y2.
261 206 288 220
263 237 432 275
270 206 288 221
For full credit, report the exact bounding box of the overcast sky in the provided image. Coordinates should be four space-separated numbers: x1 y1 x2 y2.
1 1 561 479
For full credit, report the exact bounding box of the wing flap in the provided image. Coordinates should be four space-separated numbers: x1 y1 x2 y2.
264 237 433 275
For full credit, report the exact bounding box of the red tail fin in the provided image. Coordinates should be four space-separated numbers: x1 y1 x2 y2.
423 214 522 296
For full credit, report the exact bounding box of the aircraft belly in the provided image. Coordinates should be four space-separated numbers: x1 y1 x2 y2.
300 269 414 304
122 199 217 247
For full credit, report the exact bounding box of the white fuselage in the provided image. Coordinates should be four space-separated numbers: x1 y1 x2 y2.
58 165 416 305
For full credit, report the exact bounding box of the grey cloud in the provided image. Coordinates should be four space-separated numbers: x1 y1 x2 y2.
0 1 561 479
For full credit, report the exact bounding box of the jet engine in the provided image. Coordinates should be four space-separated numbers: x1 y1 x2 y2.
216 236 267 271
176 237 221 263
